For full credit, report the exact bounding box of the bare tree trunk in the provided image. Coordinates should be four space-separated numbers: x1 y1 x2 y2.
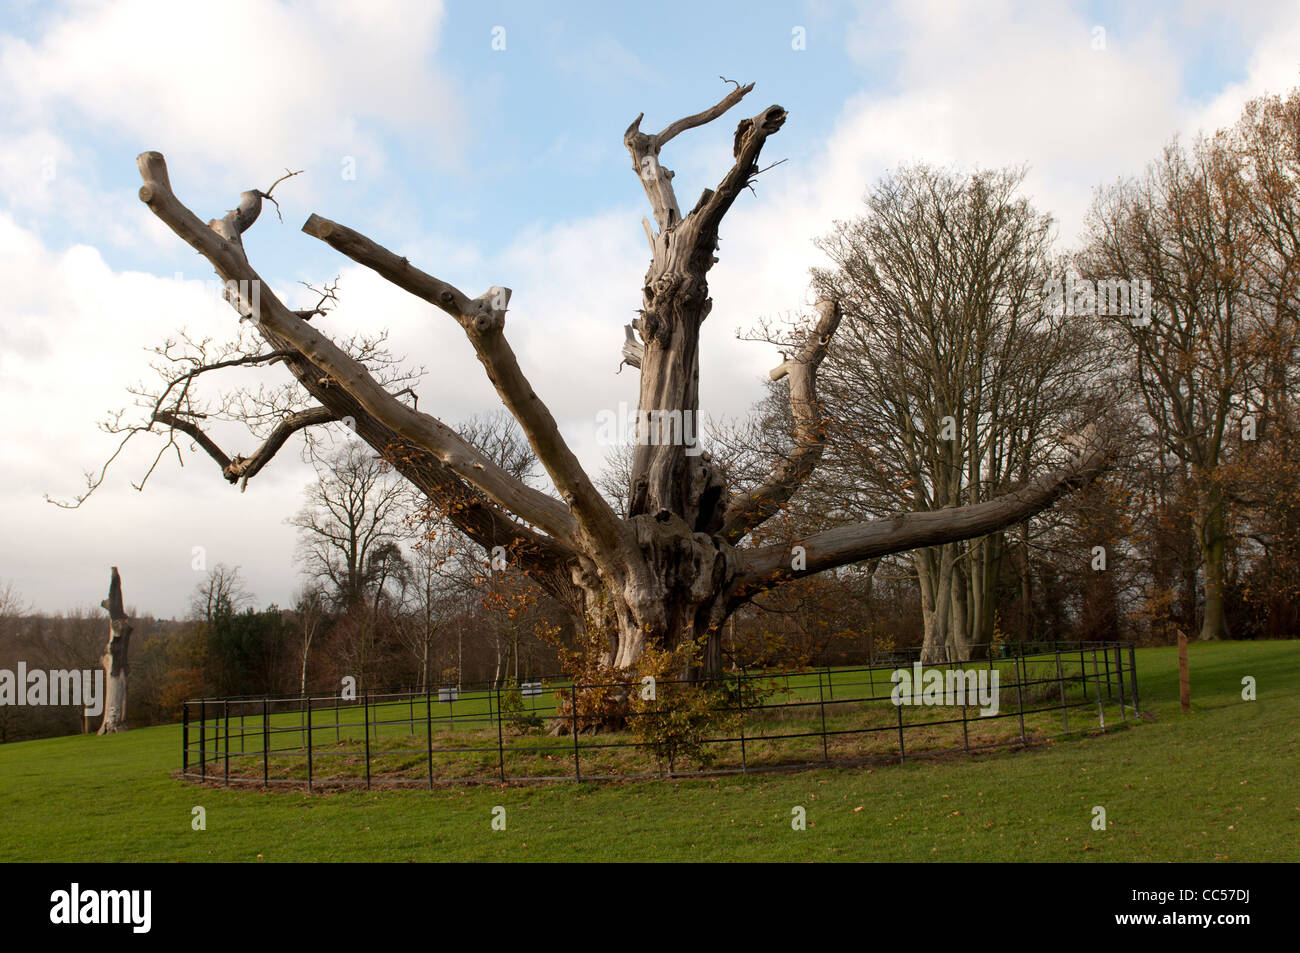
915 550 935 658
920 544 956 662
299 638 311 696
948 560 970 660
492 629 503 689
97 567 131 735
421 635 430 693
1018 523 1033 640
1197 496 1230 641
969 533 1002 658
299 606 317 696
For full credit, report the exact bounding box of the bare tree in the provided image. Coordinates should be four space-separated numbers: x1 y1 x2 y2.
396 524 456 692
0 580 29 638
292 582 328 695
1078 124 1268 641
189 563 252 623
290 442 407 610
100 81 1107 679
811 165 1108 661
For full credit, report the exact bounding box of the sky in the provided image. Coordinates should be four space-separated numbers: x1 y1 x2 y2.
1 0 1298 619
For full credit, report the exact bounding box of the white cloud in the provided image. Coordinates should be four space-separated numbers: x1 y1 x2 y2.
0 0 459 180
1187 9 1300 135
0 213 314 617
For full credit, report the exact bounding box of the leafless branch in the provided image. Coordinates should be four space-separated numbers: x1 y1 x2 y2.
257 167 303 223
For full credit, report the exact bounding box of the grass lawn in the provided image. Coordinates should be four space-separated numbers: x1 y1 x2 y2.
0 641 1294 862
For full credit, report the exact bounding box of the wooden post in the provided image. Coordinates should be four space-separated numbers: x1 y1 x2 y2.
1178 629 1191 713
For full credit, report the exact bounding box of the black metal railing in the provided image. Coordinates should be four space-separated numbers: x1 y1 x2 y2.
180 640 1139 789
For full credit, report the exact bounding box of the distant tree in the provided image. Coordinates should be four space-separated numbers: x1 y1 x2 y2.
0 579 28 625
396 522 457 691
1220 87 1300 639
207 605 292 697
291 441 406 610
130 620 207 723
189 563 252 624
292 583 329 695
1078 112 1280 640
813 165 1106 661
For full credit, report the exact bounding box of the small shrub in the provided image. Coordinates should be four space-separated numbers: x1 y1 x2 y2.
628 647 776 771
499 687 545 734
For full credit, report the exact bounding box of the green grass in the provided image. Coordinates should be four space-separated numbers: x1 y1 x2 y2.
0 642 1295 861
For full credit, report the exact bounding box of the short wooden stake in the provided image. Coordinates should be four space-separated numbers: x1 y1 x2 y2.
1178 630 1191 714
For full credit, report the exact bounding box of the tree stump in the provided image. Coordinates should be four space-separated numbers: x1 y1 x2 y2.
98 567 132 734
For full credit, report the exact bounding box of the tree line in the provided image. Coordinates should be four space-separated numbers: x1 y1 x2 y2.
724 84 1300 660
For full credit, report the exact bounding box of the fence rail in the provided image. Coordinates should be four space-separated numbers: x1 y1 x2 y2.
180 640 1139 789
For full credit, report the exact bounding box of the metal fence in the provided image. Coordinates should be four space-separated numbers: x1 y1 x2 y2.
180 640 1139 790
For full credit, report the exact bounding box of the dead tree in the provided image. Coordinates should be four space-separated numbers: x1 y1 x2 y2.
98 567 131 734
117 82 1109 677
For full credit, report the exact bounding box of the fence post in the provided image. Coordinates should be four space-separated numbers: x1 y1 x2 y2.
738 672 748 774
1014 653 1027 744
1114 644 1127 723
817 671 830 764
1129 642 1140 715
363 692 371 790
896 696 906 764
1103 644 1113 699
496 683 506 783
223 701 230 785
1080 645 1088 696
571 684 580 783
961 685 969 752
182 702 189 776
1178 630 1191 713
1055 648 1070 733
306 695 313 792
426 687 433 790
1092 649 1106 731
261 698 269 789
199 700 206 781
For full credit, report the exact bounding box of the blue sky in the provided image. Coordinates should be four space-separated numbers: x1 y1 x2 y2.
2 0 1297 618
